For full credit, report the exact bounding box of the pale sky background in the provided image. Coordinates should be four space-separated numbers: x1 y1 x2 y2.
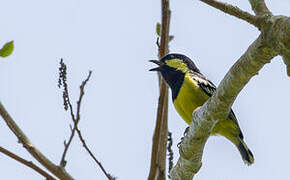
0 0 290 180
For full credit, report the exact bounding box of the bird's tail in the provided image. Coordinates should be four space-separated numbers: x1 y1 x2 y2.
236 139 254 165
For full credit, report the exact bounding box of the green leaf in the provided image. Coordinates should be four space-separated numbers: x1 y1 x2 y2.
156 23 161 36
0 41 14 57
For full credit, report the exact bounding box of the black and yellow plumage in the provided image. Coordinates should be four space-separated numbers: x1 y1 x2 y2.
150 53 254 165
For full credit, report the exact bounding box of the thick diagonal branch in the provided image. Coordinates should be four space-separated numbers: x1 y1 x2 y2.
0 102 74 180
167 11 290 178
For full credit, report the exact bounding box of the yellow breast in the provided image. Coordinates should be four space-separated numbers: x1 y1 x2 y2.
173 73 209 125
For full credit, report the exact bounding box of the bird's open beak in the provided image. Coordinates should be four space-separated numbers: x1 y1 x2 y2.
149 60 163 71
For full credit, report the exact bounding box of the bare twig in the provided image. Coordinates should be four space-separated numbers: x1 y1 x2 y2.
248 0 271 15
200 0 260 28
75 125 116 180
74 71 115 180
0 102 74 180
0 146 56 180
59 59 77 167
75 71 91 123
58 60 114 179
58 59 75 117
148 0 171 179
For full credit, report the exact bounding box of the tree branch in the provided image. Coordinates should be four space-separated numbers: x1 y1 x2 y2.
0 102 74 180
77 72 114 179
170 34 278 180
148 0 171 179
249 0 271 15
282 54 290 76
275 17 290 76
58 60 114 179
75 124 115 180
200 0 259 27
0 146 56 180
72 71 115 180
59 59 78 167
170 8 290 180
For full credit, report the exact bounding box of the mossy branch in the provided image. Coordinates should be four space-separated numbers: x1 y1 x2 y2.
170 1 290 179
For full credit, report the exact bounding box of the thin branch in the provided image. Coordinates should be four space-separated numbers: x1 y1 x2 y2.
75 71 91 124
73 71 115 180
249 0 271 15
200 0 260 28
60 130 73 167
148 0 171 179
75 125 116 180
58 63 114 180
59 59 78 167
0 146 56 180
0 102 74 180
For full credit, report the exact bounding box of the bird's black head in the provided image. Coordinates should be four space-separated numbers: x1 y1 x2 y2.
149 53 200 73
149 53 200 99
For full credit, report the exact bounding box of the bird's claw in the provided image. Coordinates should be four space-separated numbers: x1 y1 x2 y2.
177 126 190 148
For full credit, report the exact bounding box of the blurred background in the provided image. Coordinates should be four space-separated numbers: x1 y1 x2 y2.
0 0 289 179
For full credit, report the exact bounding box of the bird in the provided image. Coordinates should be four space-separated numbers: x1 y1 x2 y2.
149 53 254 165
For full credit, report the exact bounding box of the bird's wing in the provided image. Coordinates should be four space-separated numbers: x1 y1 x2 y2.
190 72 216 97
190 72 243 139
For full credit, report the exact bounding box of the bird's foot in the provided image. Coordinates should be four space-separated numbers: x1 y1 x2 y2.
177 126 190 148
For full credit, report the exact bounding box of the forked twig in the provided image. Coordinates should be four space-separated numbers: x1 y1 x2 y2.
59 59 76 167
58 59 115 179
